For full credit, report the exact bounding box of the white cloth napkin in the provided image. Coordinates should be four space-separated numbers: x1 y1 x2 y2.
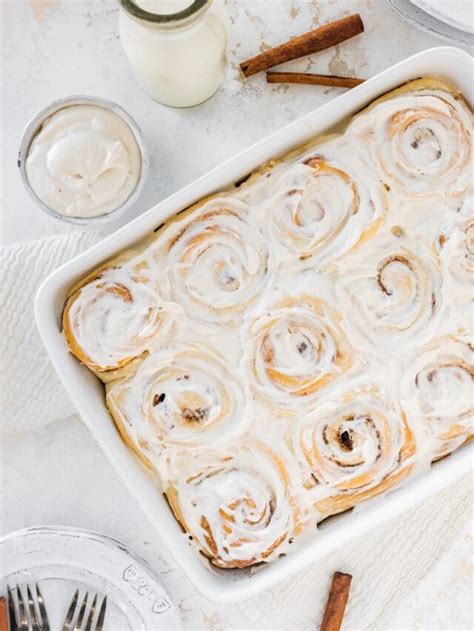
0 231 108 433
240 472 472 630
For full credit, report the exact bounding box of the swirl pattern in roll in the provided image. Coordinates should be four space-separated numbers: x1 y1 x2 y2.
107 346 248 459
166 442 305 568
348 79 473 197
63 262 170 374
336 242 442 355
294 386 416 515
154 198 270 323
244 295 354 412
401 335 473 458
263 148 386 265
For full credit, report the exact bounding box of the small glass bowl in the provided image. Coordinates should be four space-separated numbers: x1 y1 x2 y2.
18 95 149 225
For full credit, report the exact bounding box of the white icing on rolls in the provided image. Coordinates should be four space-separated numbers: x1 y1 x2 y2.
348 83 472 197
293 383 417 516
153 198 270 324
106 345 248 455
166 441 305 568
335 238 443 357
438 219 474 305
243 295 354 414
450 221 474 283
259 141 386 267
401 335 473 458
62 77 473 570
63 259 175 374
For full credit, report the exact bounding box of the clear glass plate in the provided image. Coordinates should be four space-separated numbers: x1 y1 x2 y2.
0 526 182 631
389 0 474 46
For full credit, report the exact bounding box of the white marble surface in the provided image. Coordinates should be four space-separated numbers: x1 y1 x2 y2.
1 1 472 629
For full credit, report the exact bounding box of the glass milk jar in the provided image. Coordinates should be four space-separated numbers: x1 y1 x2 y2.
119 0 229 108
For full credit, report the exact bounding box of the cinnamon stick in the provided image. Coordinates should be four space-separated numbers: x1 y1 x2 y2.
320 572 352 631
240 14 364 78
267 72 365 88
0 597 8 631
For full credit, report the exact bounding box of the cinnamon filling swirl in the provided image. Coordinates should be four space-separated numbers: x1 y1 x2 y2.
63 263 171 373
348 80 472 197
245 295 354 412
166 443 304 568
402 336 473 457
154 199 270 323
296 387 416 515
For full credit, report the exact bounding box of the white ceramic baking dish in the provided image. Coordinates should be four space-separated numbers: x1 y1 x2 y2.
36 47 474 603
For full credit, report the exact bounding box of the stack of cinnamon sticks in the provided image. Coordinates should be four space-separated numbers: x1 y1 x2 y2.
239 14 365 90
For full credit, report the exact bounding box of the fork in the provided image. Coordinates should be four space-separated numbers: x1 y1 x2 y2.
62 590 107 631
7 583 50 631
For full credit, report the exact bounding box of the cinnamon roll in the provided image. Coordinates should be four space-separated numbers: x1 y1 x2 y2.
336 242 442 355
401 335 473 458
349 78 473 197
263 146 386 266
437 219 474 303
63 260 172 377
154 198 270 324
295 386 416 515
244 295 354 412
165 441 305 568
106 345 248 460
